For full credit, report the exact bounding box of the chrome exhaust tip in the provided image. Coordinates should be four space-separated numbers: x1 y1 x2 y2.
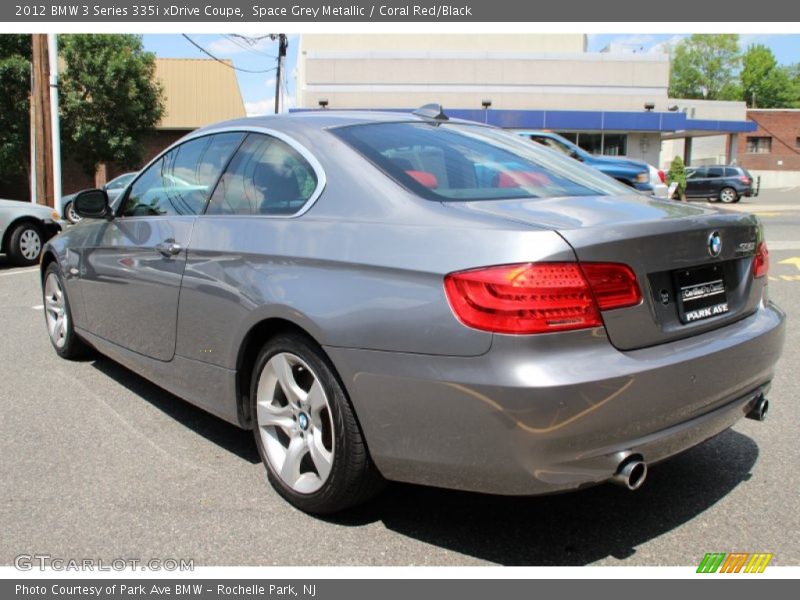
746 396 769 422
612 457 647 491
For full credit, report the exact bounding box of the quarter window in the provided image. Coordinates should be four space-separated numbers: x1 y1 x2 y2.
121 132 244 217
206 133 318 216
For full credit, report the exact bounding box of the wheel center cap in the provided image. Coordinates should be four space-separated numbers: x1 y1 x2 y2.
298 413 309 431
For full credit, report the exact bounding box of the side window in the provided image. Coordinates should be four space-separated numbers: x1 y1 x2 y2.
724 167 739 177
688 167 707 179
121 132 244 217
707 167 724 178
207 133 318 216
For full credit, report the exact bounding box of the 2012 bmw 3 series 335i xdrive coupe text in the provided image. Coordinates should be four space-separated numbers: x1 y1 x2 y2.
41 107 785 514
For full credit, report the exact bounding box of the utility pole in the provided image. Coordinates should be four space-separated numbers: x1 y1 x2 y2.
273 34 287 114
31 34 54 208
48 33 62 216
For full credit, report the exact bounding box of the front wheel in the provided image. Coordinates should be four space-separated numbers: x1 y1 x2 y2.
7 222 43 266
42 263 90 359
719 187 739 204
250 333 384 514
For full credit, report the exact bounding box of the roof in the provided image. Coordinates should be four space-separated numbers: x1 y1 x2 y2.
155 58 245 130
197 110 446 135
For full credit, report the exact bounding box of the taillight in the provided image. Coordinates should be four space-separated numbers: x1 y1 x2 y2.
443 262 641 334
739 175 752 184
658 170 666 184
754 241 769 278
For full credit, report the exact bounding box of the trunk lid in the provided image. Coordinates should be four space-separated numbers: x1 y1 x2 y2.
447 195 764 350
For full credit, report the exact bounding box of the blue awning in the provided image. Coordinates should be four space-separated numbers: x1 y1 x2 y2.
291 107 756 134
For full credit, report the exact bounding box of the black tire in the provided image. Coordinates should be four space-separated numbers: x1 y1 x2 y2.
250 332 384 514
42 262 90 359
719 187 739 204
7 222 44 266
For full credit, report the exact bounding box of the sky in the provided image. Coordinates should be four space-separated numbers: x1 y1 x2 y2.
142 34 800 117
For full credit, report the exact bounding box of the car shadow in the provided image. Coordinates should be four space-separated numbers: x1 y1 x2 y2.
90 356 260 464
327 428 758 566
87 354 758 565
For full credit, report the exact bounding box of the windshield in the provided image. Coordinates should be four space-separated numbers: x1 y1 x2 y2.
333 122 629 202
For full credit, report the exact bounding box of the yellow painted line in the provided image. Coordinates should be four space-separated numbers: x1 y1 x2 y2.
753 212 781 217
778 257 800 272
779 275 800 282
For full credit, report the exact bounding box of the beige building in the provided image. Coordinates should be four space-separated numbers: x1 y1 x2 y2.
63 58 246 194
296 34 754 169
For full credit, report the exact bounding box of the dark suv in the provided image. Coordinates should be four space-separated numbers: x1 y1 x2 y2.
685 166 755 203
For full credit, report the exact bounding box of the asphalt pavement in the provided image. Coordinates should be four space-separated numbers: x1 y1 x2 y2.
1 189 798 567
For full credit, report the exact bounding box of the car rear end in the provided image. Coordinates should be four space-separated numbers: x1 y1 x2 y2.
736 167 756 198
327 117 785 495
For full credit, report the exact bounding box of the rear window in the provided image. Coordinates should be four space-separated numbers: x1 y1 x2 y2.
332 122 630 201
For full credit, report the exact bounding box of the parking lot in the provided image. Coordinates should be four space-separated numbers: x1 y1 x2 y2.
1 189 798 567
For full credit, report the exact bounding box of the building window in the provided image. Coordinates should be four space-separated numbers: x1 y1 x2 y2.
577 133 603 155
796 137 800 150
746 137 772 154
602 134 627 156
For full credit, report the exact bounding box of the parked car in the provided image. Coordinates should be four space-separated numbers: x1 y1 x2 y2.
41 109 785 514
685 166 754 203
61 172 137 223
648 164 669 198
516 130 654 193
0 199 61 266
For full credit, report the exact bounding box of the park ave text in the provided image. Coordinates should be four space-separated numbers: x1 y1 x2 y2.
16 584 316 597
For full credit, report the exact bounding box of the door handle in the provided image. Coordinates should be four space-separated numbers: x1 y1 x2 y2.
155 240 182 257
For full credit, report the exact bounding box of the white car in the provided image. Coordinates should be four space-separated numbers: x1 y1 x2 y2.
649 165 669 198
0 199 62 265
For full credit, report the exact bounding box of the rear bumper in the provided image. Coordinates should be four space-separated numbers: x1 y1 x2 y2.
327 301 785 495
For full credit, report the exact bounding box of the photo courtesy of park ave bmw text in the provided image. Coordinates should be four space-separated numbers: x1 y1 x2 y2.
0 0 799 594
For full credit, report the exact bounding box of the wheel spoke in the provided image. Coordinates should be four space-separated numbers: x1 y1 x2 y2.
271 354 305 407
256 399 294 433
307 428 333 481
280 435 307 486
306 380 326 414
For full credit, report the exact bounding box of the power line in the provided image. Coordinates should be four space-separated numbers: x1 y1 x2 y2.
224 34 278 58
181 34 278 74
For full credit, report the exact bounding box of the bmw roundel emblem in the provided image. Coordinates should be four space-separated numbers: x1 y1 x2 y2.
708 231 722 258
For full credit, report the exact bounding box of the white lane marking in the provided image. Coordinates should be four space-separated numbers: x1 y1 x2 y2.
32 305 43 310
0 267 38 277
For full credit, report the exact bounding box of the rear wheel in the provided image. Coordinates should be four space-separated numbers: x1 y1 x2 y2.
7 222 43 266
43 263 89 359
250 333 384 514
719 187 739 204
64 202 82 224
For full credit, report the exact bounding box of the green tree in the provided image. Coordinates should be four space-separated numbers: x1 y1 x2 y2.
741 44 793 108
669 34 741 100
59 34 164 177
666 156 687 201
0 35 32 185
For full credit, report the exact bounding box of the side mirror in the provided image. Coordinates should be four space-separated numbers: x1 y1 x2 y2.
73 189 112 220
569 150 582 161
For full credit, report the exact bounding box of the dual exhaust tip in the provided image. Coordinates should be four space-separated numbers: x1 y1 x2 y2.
610 395 769 491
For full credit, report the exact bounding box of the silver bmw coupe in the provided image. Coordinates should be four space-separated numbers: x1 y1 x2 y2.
40 107 785 514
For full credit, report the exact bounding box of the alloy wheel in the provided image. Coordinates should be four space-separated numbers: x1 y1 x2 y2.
44 273 68 349
720 188 737 203
256 352 335 494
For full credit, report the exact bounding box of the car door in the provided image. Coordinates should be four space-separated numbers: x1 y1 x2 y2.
705 166 725 196
79 132 244 361
685 166 708 197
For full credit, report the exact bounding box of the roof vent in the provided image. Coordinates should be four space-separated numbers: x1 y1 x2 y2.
413 103 449 121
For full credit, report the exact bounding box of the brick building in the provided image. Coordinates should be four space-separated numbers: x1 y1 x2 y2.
61 57 246 195
737 109 800 186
